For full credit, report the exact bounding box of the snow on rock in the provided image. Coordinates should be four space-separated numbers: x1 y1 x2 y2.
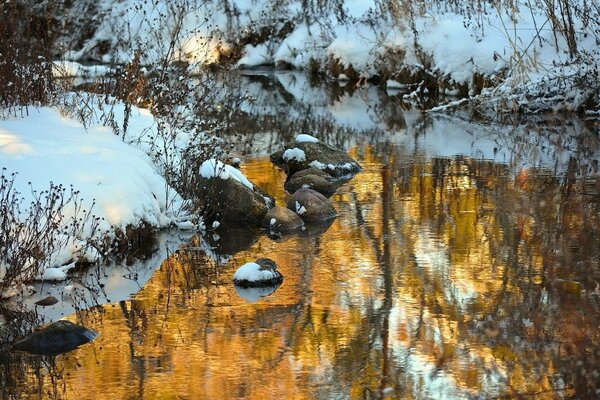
282 147 306 162
296 134 319 143
233 259 283 287
199 158 254 190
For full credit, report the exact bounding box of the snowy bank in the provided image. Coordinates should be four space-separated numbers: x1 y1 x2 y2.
0 102 194 288
56 0 600 112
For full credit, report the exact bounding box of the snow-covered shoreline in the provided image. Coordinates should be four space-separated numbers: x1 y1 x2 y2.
54 0 599 113
0 100 198 293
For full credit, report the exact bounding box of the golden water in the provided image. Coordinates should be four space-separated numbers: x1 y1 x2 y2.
7 143 600 399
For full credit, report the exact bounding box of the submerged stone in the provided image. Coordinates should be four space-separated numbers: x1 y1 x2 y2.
288 168 334 182
287 188 337 222
12 320 98 356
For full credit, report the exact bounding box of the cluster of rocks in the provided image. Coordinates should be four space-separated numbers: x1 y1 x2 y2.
197 134 361 294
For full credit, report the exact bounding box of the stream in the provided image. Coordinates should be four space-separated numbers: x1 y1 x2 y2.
1 70 600 399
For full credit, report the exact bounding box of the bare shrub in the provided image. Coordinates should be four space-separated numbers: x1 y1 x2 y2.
0 170 108 296
0 1 56 115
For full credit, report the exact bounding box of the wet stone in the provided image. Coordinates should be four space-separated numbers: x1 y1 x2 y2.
35 296 59 306
287 188 337 222
270 140 361 177
262 206 305 232
284 173 337 198
12 320 99 356
233 258 284 288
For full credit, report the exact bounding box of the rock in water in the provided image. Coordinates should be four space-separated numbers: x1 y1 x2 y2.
262 206 305 232
197 159 274 225
233 258 283 288
12 320 99 356
287 188 337 222
270 135 361 177
288 168 334 182
35 296 59 306
284 173 337 197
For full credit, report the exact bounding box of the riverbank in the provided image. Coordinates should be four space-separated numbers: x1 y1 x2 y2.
50 0 600 114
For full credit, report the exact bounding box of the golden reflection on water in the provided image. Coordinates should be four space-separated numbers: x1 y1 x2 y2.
40 146 600 398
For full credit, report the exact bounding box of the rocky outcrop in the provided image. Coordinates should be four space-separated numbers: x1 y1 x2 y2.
287 188 337 222
270 137 361 177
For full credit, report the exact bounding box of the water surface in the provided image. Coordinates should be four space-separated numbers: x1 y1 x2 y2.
1 72 599 399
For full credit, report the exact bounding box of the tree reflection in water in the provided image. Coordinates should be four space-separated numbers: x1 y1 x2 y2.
1 78 599 399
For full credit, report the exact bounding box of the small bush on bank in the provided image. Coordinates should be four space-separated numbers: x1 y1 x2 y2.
0 171 108 297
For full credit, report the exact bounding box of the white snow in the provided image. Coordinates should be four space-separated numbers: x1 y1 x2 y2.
52 61 112 78
295 201 307 215
39 262 77 281
233 262 278 283
295 134 319 143
199 158 254 190
238 44 273 68
309 160 356 171
0 100 196 286
386 80 402 89
63 0 600 112
282 147 306 162
270 218 277 226
212 221 221 229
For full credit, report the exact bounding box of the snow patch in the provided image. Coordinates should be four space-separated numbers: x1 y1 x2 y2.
296 134 319 143
199 158 253 190
233 262 278 283
295 201 307 215
282 147 306 162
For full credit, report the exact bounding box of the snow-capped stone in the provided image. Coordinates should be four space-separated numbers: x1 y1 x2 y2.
200 158 253 190
197 162 274 225
270 138 361 177
233 258 283 287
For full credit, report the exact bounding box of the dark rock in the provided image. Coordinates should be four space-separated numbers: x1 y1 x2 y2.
284 173 337 197
288 168 334 182
233 258 284 288
270 139 361 177
262 206 305 232
35 296 58 306
197 176 274 225
287 188 337 222
12 320 98 356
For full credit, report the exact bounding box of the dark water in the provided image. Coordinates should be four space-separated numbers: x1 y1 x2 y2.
1 72 600 399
